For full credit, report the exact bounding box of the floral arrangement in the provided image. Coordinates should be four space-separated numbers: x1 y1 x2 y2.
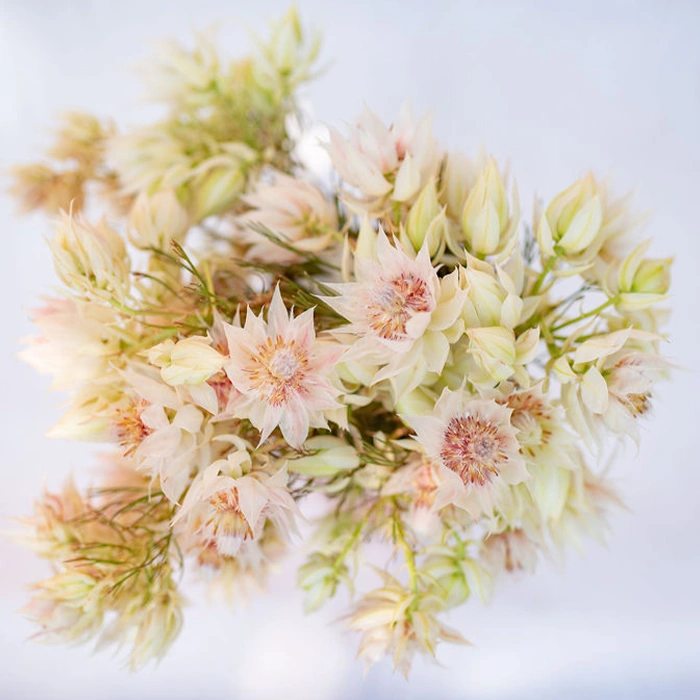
11 8 672 676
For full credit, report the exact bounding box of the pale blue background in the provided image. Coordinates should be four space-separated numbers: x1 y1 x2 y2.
1 1 699 698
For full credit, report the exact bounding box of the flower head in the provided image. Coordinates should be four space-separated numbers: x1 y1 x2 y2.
223 287 343 447
236 171 338 264
327 104 441 213
174 450 300 557
323 225 465 395
403 388 528 517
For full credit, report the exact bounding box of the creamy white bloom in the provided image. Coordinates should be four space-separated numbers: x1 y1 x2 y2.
382 455 442 537
323 226 465 396
327 103 441 212
236 171 338 263
482 528 539 576
403 388 528 518
561 329 669 444
174 451 300 557
122 366 211 502
128 189 190 249
49 213 130 301
19 297 121 391
223 287 343 447
148 336 226 387
346 574 467 677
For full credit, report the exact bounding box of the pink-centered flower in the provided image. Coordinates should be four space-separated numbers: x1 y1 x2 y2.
322 227 464 392
173 453 300 558
223 287 343 447
403 388 528 518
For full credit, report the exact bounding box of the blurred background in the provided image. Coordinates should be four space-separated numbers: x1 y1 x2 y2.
1 1 699 698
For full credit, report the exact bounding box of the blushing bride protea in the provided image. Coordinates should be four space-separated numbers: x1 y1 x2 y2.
10 6 673 678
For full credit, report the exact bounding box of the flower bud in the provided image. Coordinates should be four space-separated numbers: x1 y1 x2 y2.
128 190 190 249
297 552 349 612
287 436 360 477
461 259 523 329
442 151 477 220
538 173 603 258
50 213 130 300
401 179 449 257
192 165 246 220
460 158 519 257
149 336 225 385
612 239 672 310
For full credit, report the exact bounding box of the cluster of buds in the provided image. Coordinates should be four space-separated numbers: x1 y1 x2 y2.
11 7 672 677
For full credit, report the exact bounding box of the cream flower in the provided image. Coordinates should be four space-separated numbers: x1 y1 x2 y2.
327 103 441 213
19 297 121 391
501 384 577 520
122 366 211 502
49 213 130 301
482 528 539 576
346 574 467 677
382 455 443 537
223 287 343 447
173 451 300 557
561 329 669 444
403 388 528 518
236 171 338 264
323 226 465 396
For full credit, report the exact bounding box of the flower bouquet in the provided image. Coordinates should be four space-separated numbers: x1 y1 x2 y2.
11 8 672 675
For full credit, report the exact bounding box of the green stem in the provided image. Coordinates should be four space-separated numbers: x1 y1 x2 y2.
551 296 618 332
334 518 365 570
531 256 556 296
393 512 419 598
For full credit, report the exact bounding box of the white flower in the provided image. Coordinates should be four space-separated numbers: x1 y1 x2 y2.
19 297 121 391
322 225 465 396
122 365 211 502
174 451 300 557
346 574 467 677
128 189 190 249
223 287 343 447
562 329 669 444
49 213 130 301
382 455 442 537
501 384 577 520
403 388 528 518
236 171 338 264
482 529 539 576
327 103 441 212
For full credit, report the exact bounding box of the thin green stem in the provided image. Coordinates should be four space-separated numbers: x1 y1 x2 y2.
393 512 419 598
551 296 618 332
531 256 556 296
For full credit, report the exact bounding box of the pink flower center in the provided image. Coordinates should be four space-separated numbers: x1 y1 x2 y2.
114 400 152 455
507 393 553 456
367 272 433 341
246 336 309 406
208 489 254 541
440 415 508 486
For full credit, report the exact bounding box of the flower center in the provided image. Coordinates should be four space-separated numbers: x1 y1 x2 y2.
625 392 651 417
208 488 255 542
440 415 508 486
506 392 553 457
367 272 433 341
246 336 309 406
114 400 151 455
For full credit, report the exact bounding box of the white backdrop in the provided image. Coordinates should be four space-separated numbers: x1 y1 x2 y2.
1 1 699 698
